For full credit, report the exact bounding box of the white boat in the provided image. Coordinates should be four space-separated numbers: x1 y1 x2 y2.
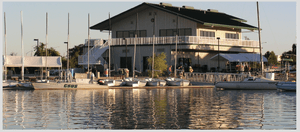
215 76 277 90
165 77 190 86
124 77 147 87
98 79 123 86
3 80 19 87
145 78 166 86
276 81 296 91
32 78 108 90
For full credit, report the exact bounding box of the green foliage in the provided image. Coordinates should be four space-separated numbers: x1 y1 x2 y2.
34 43 60 56
69 44 84 68
267 51 278 65
147 52 168 78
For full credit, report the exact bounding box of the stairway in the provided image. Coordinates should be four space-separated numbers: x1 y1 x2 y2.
78 41 109 65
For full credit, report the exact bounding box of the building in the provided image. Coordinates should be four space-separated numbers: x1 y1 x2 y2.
79 2 259 74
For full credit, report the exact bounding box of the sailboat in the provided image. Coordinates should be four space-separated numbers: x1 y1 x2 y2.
123 13 147 87
165 13 190 86
215 2 278 90
32 13 109 90
144 14 166 87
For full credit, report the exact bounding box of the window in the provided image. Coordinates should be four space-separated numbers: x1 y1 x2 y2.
116 30 147 38
200 31 215 37
159 28 192 36
225 33 239 39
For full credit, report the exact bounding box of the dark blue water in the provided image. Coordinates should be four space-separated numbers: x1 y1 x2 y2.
2 88 296 129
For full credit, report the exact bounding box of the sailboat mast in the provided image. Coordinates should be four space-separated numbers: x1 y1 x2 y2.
152 14 155 78
109 13 111 78
45 12 48 81
4 12 7 81
133 13 138 78
257 1 263 75
88 13 90 75
174 14 178 77
21 11 24 81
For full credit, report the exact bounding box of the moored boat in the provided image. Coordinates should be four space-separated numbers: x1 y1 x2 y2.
98 79 123 86
124 77 147 87
145 78 166 86
32 78 108 90
165 77 190 86
276 81 296 91
215 76 277 90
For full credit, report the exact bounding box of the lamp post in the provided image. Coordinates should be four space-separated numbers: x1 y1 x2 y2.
217 37 220 72
64 42 69 82
34 39 43 79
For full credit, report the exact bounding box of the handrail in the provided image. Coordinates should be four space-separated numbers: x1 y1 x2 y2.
111 36 259 47
184 72 249 83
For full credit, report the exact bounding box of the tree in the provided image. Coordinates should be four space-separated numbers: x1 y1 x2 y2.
147 52 168 78
264 51 270 60
267 51 277 66
34 43 60 56
69 44 84 68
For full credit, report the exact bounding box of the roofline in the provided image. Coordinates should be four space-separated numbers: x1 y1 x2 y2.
91 2 256 31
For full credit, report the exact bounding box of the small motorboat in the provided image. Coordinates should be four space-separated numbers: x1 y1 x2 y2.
165 77 190 86
124 77 147 87
215 76 277 90
145 78 166 86
98 79 123 86
276 81 296 91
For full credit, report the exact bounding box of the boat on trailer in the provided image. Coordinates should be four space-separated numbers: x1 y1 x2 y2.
215 76 277 90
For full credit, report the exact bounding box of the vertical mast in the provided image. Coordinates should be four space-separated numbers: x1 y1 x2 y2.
88 13 90 75
108 13 111 78
152 14 155 78
45 12 48 81
21 11 24 81
133 13 137 78
67 13 70 82
174 14 178 77
257 1 263 75
4 12 7 81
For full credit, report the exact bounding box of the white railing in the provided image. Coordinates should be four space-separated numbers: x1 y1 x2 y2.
184 72 250 83
111 36 259 48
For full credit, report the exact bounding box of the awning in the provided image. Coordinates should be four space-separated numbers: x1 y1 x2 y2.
4 56 62 67
210 53 268 62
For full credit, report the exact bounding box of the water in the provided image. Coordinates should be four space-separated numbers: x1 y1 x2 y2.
2 88 296 130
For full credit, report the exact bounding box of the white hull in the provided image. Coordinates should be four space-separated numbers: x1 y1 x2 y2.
165 77 190 86
100 79 123 86
124 78 147 87
32 82 107 90
276 82 296 91
215 77 277 90
145 78 166 86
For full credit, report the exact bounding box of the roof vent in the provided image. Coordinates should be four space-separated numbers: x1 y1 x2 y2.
207 9 218 12
160 2 172 7
182 5 194 9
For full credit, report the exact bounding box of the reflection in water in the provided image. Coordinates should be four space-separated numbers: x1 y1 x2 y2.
3 88 296 130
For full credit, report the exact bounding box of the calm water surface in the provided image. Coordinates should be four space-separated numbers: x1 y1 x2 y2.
3 88 296 130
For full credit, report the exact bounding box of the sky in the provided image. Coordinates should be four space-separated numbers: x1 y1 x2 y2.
1 0 298 57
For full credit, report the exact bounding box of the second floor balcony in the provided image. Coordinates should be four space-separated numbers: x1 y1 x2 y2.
110 36 259 48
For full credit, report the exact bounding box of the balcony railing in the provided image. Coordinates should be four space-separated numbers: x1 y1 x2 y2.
111 36 259 48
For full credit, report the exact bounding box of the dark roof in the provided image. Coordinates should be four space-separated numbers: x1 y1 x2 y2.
90 2 258 31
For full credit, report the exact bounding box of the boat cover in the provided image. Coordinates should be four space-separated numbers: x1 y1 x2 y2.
210 53 268 62
4 56 62 67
